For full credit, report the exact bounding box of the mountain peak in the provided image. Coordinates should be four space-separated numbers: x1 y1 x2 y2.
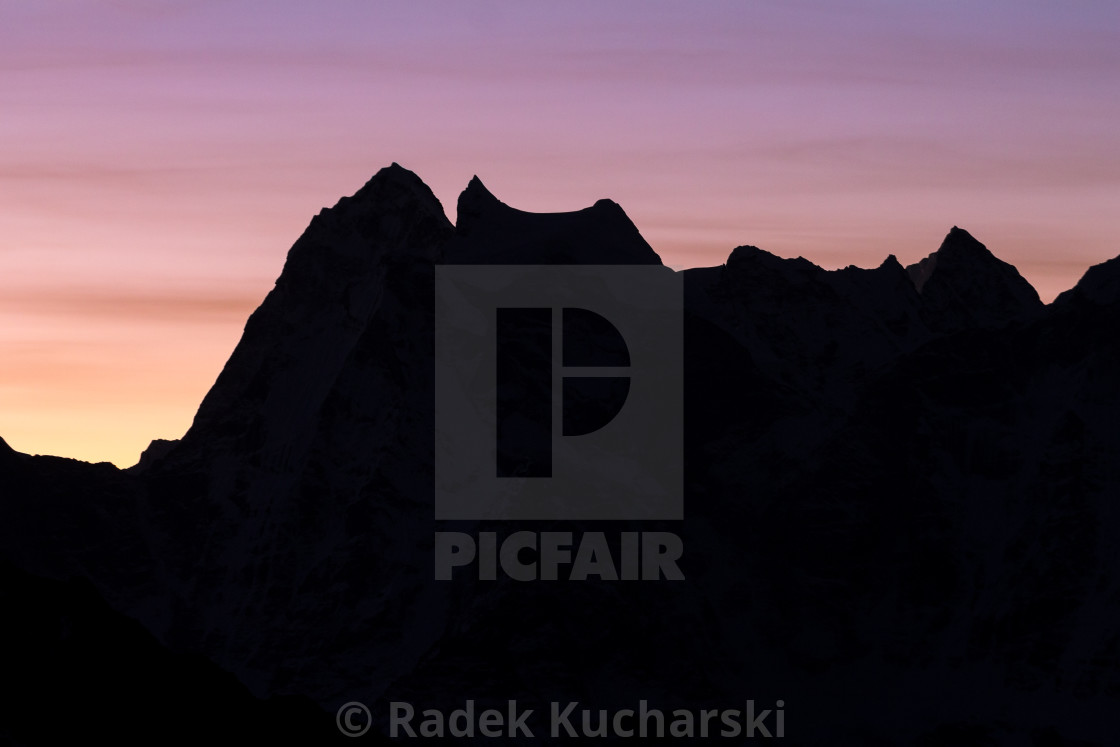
938 225 992 260
171 165 455 463
880 254 903 271
463 174 496 201
447 179 661 265
349 163 438 206
1054 253 1120 308
456 175 504 235
906 227 1041 331
726 245 819 276
906 227 991 292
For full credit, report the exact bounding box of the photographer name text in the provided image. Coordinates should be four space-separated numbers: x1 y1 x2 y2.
389 699 785 739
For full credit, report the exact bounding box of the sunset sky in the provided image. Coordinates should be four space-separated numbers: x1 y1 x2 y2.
2 0 1118 467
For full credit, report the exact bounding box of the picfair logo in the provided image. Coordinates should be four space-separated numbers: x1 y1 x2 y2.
495 305 633 478
434 265 683 521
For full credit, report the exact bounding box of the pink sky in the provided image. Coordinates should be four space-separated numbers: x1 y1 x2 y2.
2 1 1119 466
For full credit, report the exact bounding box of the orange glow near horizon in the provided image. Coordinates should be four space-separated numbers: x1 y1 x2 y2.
2 2 1118 466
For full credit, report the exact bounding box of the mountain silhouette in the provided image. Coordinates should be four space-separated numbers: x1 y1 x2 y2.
906 226 1043 332
3 164 1120 745
453 174 662 264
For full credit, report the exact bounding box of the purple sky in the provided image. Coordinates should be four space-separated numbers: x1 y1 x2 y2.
2 0 1118 465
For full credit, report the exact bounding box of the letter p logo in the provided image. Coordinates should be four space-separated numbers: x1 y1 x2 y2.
495 306 633 478
435 266 682 520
